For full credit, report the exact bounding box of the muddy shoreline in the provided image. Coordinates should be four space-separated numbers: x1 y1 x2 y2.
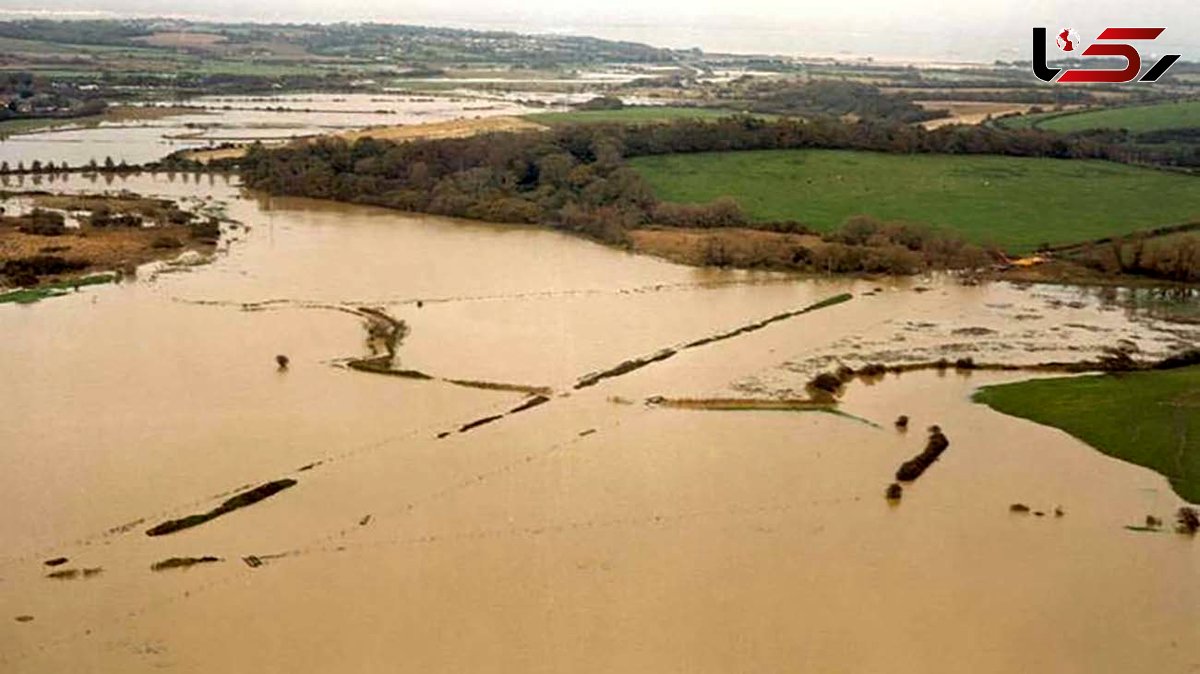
180 116 547 164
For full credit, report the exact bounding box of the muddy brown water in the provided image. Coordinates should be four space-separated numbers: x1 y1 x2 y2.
0 174 1197 672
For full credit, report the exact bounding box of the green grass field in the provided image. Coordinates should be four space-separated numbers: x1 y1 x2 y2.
1038 100 1200 133
974 367 1200 503
525 106 741 125
630 149 1200 251
999 100 1200 133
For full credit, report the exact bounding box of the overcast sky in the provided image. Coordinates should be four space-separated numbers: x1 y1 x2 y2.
0 0 1195 61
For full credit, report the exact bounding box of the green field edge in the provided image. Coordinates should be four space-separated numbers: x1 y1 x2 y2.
973 368 1200 504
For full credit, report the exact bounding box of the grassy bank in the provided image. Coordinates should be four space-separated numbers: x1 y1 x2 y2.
0 273 116 304
974 367 1200 503
631 149 1200 252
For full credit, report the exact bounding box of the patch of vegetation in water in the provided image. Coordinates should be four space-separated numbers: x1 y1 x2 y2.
684 292 853 349
458 414 505 433
895 426 951 482
0 273 116 305
509 395 551 413
145 479 298 536
44 567 102 580
346 357 433 379
574 348 677 389
649 397 835 412
974 366 1200 503
575 293 853 392
151 556 221 571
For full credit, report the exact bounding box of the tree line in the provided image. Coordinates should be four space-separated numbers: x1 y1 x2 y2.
1075 233 1200 283
0 157 136 174
732 80 946 124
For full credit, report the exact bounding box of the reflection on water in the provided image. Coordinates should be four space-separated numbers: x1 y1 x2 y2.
1108 285 1200 324
0 175 1196 673
0 168 238 196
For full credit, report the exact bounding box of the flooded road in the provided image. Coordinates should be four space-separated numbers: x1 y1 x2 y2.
0 174 1196 672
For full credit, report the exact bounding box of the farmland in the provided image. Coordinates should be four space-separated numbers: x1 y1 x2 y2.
999 99 1200 133
631 149 1200 252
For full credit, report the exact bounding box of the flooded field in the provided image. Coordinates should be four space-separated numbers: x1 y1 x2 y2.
0 93 539 168
1 174 1197 672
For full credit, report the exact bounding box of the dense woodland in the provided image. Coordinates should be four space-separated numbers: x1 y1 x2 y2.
736 80 945 124
1074 233 1200 283
1069 127 1200 167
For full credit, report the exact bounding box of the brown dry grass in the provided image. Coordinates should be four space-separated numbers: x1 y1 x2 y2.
628 227 823 267
0 225 206 283
183 116 546 164
339 116 546 143
917 101 1036 129
1 194 215 284
183 146 250 163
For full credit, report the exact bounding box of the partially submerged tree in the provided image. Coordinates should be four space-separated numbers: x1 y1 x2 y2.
1178 507 1199 535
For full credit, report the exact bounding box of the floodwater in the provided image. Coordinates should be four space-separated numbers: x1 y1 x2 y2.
0 173 1197 672
0 93 539 168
